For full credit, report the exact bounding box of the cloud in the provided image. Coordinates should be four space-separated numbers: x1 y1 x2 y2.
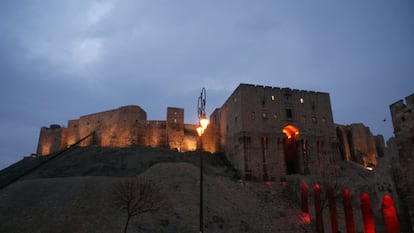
70 37 104 68
86 1 114 28
0 0 413 169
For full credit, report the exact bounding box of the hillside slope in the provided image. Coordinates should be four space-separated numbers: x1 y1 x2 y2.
0 147 313 233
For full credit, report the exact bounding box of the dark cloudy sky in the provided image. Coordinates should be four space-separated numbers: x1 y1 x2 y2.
1 1 413 169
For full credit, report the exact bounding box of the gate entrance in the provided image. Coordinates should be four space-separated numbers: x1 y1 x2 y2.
283 125 300 174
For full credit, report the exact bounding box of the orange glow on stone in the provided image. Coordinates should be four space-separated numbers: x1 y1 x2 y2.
41 143 51 155
282 125 299 139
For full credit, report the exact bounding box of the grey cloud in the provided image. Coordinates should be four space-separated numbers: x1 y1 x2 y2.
0 0 413 169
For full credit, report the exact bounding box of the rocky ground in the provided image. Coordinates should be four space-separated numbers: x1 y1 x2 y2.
0 146 313 233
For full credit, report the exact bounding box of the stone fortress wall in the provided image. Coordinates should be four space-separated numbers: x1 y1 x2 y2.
210 84 383 182
37 83 384 180
336 123 384 167
390 93 414 229
35 84 414 231
37 106 218 156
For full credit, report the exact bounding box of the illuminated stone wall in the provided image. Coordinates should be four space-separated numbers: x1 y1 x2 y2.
36 105 216 156
36 124 64 155
144 121 167 148
211 83 341 181
390 93 414 231
64 105 147 148
166 107 184 150
336 123 382 167
37 84 389 183
182 125 198 151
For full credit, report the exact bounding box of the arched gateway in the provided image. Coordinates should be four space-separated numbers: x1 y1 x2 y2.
282 124 301 175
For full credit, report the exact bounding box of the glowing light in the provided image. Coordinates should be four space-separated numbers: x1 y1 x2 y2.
41 144 51 156
283 129 292 139
282 125 300 139
200 117 209 130
360 192 375 233
301 182 308 213
343 189 356 233
282 129 289 137
382 195 400 233
302 212 311 224
196 126 204 137
197 117 209 137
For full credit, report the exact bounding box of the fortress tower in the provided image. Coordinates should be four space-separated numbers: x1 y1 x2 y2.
335 123 383 167
166 107 185 151
209 84 341 181
390 93 414 229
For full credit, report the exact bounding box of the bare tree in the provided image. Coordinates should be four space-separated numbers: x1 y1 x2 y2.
112 177 166 233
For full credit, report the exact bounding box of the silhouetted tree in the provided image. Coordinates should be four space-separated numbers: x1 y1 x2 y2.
112 177 166 233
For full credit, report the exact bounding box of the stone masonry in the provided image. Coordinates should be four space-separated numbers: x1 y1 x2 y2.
37 83 385 183
209 83 341 181
37 106 218 156
390 93 414 231
336 123 383 167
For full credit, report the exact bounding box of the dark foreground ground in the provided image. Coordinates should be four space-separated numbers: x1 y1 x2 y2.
0 146 313 233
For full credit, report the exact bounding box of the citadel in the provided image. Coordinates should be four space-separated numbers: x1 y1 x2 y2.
36 83 414 232
37 84 383 181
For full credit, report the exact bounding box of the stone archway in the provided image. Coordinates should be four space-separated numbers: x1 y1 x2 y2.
282 125 300 174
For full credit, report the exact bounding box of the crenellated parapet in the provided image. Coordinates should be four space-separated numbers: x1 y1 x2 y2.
390 93 414 141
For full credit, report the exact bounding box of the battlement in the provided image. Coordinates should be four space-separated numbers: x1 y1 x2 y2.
238 83 328 95
41 124 62 131
390 93 414 135
406 93 414 107
390 93 414 114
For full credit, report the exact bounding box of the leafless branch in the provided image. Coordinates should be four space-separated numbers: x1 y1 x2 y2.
112 177 166 233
